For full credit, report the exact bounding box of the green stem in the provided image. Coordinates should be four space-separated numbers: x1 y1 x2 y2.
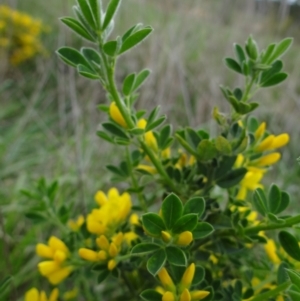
250 281 290 301
125 147 148 212
98 45 178 193
139 140 178 193
244 214 300 235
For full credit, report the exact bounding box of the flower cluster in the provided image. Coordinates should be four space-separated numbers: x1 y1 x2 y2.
235 121 289 200
0 5 48 65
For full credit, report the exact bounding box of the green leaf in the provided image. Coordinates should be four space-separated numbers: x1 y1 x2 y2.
102 122 128 139
260 73 288 88
106 164 127 177
261 43 276 64
146 115 166 132
192 222 214 239
159 125 172 149
120 28 153 54
123 73 136 96
253 188 268 217
185 128 202 150
267 213 285 224
279 231 300 261
245 36 258 60
234 43 246 64
287 269 300 289
131 243 161 255
166 246 187 266
25 212 45 224
267 37 293 64
81 47 101 66
192 266 205 285
183 197 205 217
122 23 142 41
197 139 217 161
77 0 97 29
97 130 114 143
289 288 300 301
161 193 183 230
140 289 163 301
214 156 237 180
147 249 166 276
87 0 101 29
268 184 281 214
215 136 231 155
102 0 122 30
147 106 160 126
277 262 289 285
275 191 290 214
172 214 198 234
216 168 247 188
128 128 144 136
224 58 242 74
133 69 151 91
97 269 110 283
260 60 283 84
0 276 12 293
57 47 89 68
103 40 118 56
77 64 100 79
142 213 166 237
60 17 95 42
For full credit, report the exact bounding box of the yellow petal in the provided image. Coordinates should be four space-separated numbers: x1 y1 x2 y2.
270 133 289 149
254 122 266 140
47 266 73 285
38 261 60 276
162 291 176 301
49 288 59 301
161 231 172 243
176 231 193 246
112 232 124 247
62 288 78 300
129 213 140 226
180 263 195 289
108 187 119 200
123 231 138 245
158 268 175 290
48 236 68 254
40 291 47 301
36 244 54 258
97 250 107 260
25 288 39 301
190 290 210 300
256 135 275 152
235 154 244 168
108 259 117 270
180 289 191 301
79 248 99 262
109 242 119 257
94 190 108 206
96 235 110 251
255 152 281 167
87 218 106 235
137 119 147 129
54 250 67 263
137 164 157 174
264 239 281 264
145 131 158 152
109 102 127 128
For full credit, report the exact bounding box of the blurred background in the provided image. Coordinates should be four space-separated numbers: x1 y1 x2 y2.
1 0 300 298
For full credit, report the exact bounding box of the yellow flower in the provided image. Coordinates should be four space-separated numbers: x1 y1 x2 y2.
180 263 195 290
158 268 176 291
255 152 281 167
109 102 127 128
87 188 132 236
63 288 78 300
190 290 210 300
254 122 266 140
162 292 176 301
24 288 59 301
137 164 157 174
236 170 264 200
161 231 172 243
264 239 281 264
137 119 158 152
36 236 73 284
256 133 289 152
67 215 84 231
175 231 193 246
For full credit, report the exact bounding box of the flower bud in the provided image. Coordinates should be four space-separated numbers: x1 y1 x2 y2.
180 263 195 289
162 291 176 301
255 152 281 167
175 231 193 246
158 268 175 290
180 288 191 301
108 259 117 270
161 231 172 243
109 102 127 128
190 290 210 300
78 248 99 262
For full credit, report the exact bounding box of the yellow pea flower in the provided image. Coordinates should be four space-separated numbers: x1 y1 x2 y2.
180 263 195 289
264 239 281 264
254 122 266 140
180 288 191 301
175 231 193 246
158 268 176 291
109 102 128 128
255 152 281 167
67 215 84 231
190 290 210 300
24 288 59 301
162 292 176 301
